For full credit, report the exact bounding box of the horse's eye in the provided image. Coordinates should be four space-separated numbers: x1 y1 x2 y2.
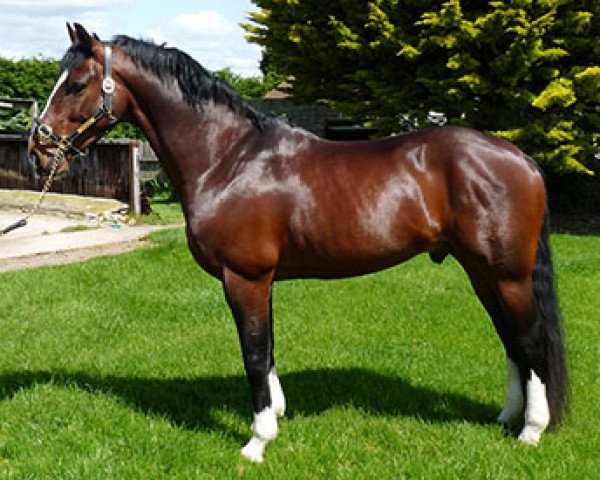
66 81 86 95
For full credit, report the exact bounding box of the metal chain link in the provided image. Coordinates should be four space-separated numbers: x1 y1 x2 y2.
0 152 62 236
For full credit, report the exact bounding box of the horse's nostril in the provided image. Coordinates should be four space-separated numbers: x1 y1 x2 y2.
29 151 45 176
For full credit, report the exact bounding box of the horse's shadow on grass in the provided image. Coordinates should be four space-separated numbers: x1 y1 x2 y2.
0 368 499 441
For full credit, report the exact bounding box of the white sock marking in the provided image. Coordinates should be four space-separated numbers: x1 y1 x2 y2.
268 368 286 417
497 357 524 424
241 436 268 463
241 407 278 463
518 370 550 445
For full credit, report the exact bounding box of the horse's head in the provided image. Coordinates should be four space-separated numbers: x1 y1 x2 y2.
29 23 128 176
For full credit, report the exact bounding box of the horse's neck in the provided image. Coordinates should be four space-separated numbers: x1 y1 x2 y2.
123 65 259 195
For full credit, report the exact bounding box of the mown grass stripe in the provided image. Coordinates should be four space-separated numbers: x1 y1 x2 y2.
0 229 597 478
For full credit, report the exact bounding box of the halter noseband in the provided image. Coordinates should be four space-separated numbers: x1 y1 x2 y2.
34 43 117 159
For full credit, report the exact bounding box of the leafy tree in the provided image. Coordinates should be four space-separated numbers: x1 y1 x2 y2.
214 67 284 99
0 57 59 101
0 58 281 138
243 0 599 174
0 107 30 132
0 57 58 133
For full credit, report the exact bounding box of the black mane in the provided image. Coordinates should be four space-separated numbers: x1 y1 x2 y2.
114 36 268 129
62 35 268 130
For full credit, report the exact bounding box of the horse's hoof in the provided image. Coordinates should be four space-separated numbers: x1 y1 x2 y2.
241 437 267 463
517 426 542 445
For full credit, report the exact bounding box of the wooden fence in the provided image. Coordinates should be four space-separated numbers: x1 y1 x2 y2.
0 133 160 203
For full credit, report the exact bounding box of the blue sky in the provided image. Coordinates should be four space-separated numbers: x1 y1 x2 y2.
0 0 262 76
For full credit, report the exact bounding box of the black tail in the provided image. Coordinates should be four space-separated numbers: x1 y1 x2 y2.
531 205 569 425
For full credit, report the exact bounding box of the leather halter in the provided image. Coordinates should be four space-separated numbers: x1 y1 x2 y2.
33 43 117 159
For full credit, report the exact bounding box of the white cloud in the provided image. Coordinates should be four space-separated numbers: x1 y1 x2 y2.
145 11 262 76
0 12 110 59
0 0 129 14
0 0 119 60
167 11 237 38
0 4 262 76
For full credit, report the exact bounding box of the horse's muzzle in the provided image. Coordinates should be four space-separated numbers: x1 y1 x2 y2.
29 150 45 177
29 148 63 178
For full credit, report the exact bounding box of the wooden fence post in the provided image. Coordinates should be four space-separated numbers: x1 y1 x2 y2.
129 141 141 217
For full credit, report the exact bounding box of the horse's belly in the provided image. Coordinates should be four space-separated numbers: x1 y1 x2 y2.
275 230 428 280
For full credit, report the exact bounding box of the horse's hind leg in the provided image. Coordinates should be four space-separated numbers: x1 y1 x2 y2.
495 278 552 444
222 268 285 463
267 293 286 418
465 269 556 444
497 356 524 425
466 272 524 424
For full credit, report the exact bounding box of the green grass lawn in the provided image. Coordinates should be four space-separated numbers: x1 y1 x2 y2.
0 229 598 479
141 196 184 225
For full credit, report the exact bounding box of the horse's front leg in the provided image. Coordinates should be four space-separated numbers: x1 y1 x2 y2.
222 268 285 463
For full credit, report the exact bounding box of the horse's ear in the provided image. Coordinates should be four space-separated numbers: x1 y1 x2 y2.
67 22 77 42
74 23 93 52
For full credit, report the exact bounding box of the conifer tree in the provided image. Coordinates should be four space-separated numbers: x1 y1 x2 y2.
244 0 599 174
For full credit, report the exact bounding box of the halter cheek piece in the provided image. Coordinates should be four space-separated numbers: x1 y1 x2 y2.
33 43 118 159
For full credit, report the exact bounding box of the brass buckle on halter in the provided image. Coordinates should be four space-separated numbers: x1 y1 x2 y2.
35 121 87 159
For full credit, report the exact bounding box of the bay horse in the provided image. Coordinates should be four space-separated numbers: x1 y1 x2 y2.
29 24 567 462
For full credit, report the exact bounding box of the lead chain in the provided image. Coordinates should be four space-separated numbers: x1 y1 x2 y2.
0 151 62 236
24 151 62 221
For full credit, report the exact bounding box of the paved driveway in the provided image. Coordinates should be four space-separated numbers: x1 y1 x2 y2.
0 191 181 272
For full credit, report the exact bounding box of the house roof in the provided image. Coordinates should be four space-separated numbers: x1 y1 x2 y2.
263 80 294 99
